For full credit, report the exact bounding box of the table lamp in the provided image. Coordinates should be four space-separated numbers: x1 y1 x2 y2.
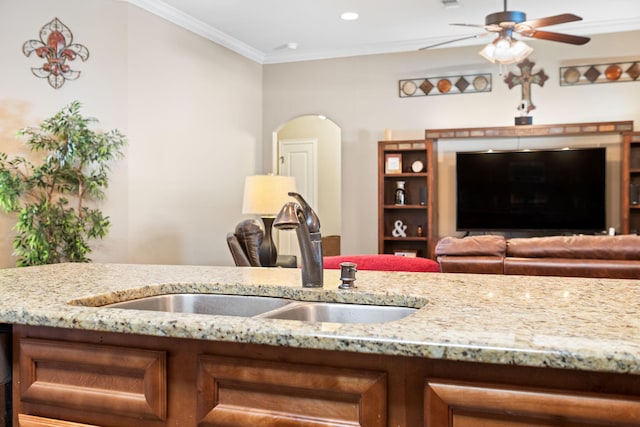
241 174 296 266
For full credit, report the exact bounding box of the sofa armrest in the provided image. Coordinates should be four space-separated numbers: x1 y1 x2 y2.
436 235 506 257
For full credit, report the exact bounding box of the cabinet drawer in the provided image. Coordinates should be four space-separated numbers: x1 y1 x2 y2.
197 355 386 426
425 380 640 426
18 413 101 427
19 338 166 421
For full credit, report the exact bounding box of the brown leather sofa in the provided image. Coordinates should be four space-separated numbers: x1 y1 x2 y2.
435 234 640 279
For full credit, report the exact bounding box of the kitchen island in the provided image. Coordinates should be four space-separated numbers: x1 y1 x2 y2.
1 263 639 426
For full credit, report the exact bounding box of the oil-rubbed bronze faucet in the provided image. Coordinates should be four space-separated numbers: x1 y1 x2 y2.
274 192 323 288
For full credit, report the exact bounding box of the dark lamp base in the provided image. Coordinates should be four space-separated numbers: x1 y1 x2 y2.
258 217 278 267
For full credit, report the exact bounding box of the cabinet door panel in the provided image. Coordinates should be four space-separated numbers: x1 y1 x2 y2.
19 338 166 421
197 355 386 427
426 380 640 427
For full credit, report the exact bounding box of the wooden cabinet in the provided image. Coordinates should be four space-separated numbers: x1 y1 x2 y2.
622 132 640 234
12 326 388 427
378 140 437 258
425 380 640 426
18 414 101 426
12 325 640 427
17 337 167 427
197 355 386 426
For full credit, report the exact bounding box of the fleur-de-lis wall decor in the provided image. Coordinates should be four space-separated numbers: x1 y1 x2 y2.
22 18 89 89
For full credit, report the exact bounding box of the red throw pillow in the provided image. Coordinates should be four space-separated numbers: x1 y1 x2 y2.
323 255 440 272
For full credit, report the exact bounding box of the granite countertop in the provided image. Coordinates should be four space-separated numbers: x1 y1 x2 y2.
0 263 638 375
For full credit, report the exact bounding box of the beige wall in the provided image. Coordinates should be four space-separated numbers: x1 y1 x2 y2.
0 0 262 267
263 31 640 255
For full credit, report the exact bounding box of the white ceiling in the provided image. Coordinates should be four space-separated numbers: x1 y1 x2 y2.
129 0 640 64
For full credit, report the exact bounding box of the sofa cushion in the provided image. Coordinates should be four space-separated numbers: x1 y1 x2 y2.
435 235 506 257
323 255 440 272
504 257 640 279
438 256 504 274
506 235 640 260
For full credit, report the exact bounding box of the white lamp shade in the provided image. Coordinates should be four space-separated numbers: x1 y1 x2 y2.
241 175 297 216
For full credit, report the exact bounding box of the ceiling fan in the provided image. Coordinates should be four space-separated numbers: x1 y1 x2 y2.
422 0 590 64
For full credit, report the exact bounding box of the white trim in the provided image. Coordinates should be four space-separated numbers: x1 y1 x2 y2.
127 0 265 63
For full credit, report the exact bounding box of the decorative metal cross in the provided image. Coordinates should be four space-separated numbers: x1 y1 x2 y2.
504 59 548 114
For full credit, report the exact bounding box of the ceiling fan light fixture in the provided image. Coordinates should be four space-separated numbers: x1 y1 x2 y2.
479 36 532 64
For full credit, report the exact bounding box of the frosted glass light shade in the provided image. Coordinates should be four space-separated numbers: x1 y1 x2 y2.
241 175 297 216
479 37 533 64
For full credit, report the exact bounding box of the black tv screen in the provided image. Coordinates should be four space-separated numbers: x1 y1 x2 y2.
456 147 606 232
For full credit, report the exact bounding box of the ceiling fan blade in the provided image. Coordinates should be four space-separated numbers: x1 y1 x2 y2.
451 23 501 32
419 33 491 50
519 13 582 29
450 23 486 29
524 30 590 45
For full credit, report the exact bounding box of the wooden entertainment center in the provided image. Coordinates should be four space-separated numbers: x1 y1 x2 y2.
378 121 636 259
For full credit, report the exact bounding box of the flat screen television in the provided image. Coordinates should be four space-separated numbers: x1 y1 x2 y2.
456 147 606 233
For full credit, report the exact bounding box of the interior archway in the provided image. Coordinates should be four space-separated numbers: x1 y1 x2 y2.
273 115 342 256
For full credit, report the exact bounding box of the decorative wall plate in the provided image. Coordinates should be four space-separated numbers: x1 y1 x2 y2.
563 67 580 84
399 73 492 97
437 79 452 93
401 80 417 96
560 61 639 86
472 75 489 91
605 65 622 81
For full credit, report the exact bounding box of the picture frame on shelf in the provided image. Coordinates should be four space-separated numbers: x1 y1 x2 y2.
385 153 402 174
393 249 418 257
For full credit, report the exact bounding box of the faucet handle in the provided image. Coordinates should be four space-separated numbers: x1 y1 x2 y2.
338 262 357 290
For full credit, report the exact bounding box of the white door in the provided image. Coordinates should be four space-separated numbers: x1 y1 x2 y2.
277 138 318 259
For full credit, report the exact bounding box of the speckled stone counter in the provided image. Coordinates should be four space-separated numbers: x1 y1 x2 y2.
0 263 638 375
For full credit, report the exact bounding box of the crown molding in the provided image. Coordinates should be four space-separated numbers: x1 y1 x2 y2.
127 0 265 63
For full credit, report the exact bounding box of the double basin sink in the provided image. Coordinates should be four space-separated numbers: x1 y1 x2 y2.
103 293 417 324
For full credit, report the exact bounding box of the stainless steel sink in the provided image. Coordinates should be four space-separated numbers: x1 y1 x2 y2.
102 294 417 323
257 302 417 323
103 293 293 317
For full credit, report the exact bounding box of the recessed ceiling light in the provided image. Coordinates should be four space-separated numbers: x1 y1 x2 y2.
285 42 298 50
341 12 359 21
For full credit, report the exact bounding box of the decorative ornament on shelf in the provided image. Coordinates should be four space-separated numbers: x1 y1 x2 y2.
504 58 548 125
391 220 407 238
22 18 90 89
394 181 406 205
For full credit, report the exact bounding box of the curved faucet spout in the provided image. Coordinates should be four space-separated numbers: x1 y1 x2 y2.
289 192 320 233
274 193 323 288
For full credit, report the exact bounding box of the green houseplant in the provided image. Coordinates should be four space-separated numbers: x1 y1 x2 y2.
0 101 126 266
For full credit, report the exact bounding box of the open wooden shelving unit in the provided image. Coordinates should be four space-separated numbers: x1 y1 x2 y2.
622 131 640 234
378 139 437 259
